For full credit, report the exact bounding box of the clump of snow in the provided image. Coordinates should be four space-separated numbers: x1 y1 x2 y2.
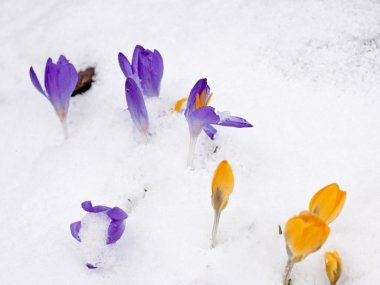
77 212 115 269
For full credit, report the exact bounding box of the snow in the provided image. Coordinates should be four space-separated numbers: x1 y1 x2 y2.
1 0 380 284
78 212 115 269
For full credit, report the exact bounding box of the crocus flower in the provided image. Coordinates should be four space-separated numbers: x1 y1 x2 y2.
29 55 78 139
211 160 234 247
283 211 330 285
309 183 347 224
176 78 252 167
325 251 342 285
118 45 164 97
70 201 128 269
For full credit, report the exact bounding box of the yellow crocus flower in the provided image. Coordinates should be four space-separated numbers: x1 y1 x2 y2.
283 211 330 284
211 160 234 247
309 183 346 224
325 251 342 285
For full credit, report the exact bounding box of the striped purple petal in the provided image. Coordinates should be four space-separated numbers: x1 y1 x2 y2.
81 201 110 213
125 77 149 134
107 220 126 245
70 221 82 242
217 115 253 128
29 67 46 96
118 52 133 78
186 106 220 138
137 48 164 97
203 124 217 140
132 45 144 75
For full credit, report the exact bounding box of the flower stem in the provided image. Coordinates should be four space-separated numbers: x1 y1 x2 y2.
187 136 197 168
61 119 68 140
211 210 221 248
284 259 295 285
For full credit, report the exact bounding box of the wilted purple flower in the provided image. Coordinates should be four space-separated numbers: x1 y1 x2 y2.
70 201 128 269
183 78 253 166
29 55 78 138
118 45 164 97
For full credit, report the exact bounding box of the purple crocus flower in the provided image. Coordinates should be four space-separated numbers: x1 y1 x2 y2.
183 78 253 166
118 45 163 136
70 201 128 269
118 45 164 98
29 55 78 139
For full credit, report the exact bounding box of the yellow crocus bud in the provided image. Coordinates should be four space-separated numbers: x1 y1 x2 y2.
173 97 188 112
309 183 346 224
285 211 330 262
211 160 234 247
283 212 330 284
325 251 342 285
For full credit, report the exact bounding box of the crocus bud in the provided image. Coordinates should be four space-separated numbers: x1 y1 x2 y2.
30 55 78 138
325 251 342 285
285 211 330 262
118 45 164 97
211 160 234 247
212 160 234 212
309 183 346 224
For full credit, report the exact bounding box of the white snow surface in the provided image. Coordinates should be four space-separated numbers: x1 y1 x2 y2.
1 0 380 284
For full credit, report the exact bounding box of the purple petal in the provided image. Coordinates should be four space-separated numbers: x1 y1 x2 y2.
44 56 78 121
137 48 164 97
125 77 149 134
107 207 128 221
29 67 46 96
185 78 208 117
70 221 82 242
132 45 144 74
107 220 126 244
86 263 97 269
203 124 217 140
186 106 220 138
81 201 110 213
217 116 253 128
118 52 133 78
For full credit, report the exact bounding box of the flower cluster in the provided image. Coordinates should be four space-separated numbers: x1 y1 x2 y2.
118 45 164 136
283 183 346 284
28 47 350 283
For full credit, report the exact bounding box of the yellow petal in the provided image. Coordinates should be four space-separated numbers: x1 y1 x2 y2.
211 160 234 212
173 98 188 112
285 211 330 262
309 183 347 224
325 251 342 285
